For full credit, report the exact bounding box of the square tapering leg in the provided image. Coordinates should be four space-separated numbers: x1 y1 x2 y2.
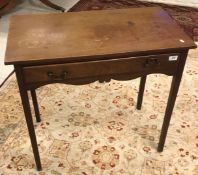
15 66 42 171
30 90 41 122
137 76 147 110
158 51 188 152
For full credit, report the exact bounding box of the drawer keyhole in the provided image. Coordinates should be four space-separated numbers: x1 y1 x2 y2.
47 71 68 81
144 58 160 68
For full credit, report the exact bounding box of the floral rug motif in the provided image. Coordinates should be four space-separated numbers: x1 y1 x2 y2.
0 48 198 174
69 0 198 42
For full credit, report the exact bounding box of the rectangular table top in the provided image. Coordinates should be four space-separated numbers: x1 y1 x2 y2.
5 7 197 65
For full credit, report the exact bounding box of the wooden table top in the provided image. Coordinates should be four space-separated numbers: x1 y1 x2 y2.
5 7 197 65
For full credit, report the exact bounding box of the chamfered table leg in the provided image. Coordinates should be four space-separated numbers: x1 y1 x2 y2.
137 76 147 110
15 66 42 171
30 90 41 122
158 51 188 152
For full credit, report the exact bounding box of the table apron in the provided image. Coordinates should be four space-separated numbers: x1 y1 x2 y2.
22 53 181 89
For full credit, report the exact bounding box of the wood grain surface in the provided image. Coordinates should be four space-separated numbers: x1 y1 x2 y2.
5 7 196 65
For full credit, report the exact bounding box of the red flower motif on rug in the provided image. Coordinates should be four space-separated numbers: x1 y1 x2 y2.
92 146 119 170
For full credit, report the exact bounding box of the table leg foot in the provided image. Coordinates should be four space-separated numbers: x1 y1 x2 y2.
136 76 147 110
37 165 42 171
31 90 41 122
157 146 164 152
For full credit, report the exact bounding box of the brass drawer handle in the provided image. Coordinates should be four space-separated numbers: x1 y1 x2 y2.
47 71 68 81
144 58 160 67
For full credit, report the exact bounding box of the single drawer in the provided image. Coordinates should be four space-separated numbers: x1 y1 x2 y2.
23 53 180 84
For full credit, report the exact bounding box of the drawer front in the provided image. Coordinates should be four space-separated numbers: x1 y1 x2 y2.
23 53 180 84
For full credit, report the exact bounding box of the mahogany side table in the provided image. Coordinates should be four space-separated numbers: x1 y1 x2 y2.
4 7 197 170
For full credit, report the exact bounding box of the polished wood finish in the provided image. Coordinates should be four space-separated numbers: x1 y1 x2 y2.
5 8 197 170
5 7 196 65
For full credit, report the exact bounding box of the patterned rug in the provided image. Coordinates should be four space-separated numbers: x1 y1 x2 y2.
69 0 198 42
